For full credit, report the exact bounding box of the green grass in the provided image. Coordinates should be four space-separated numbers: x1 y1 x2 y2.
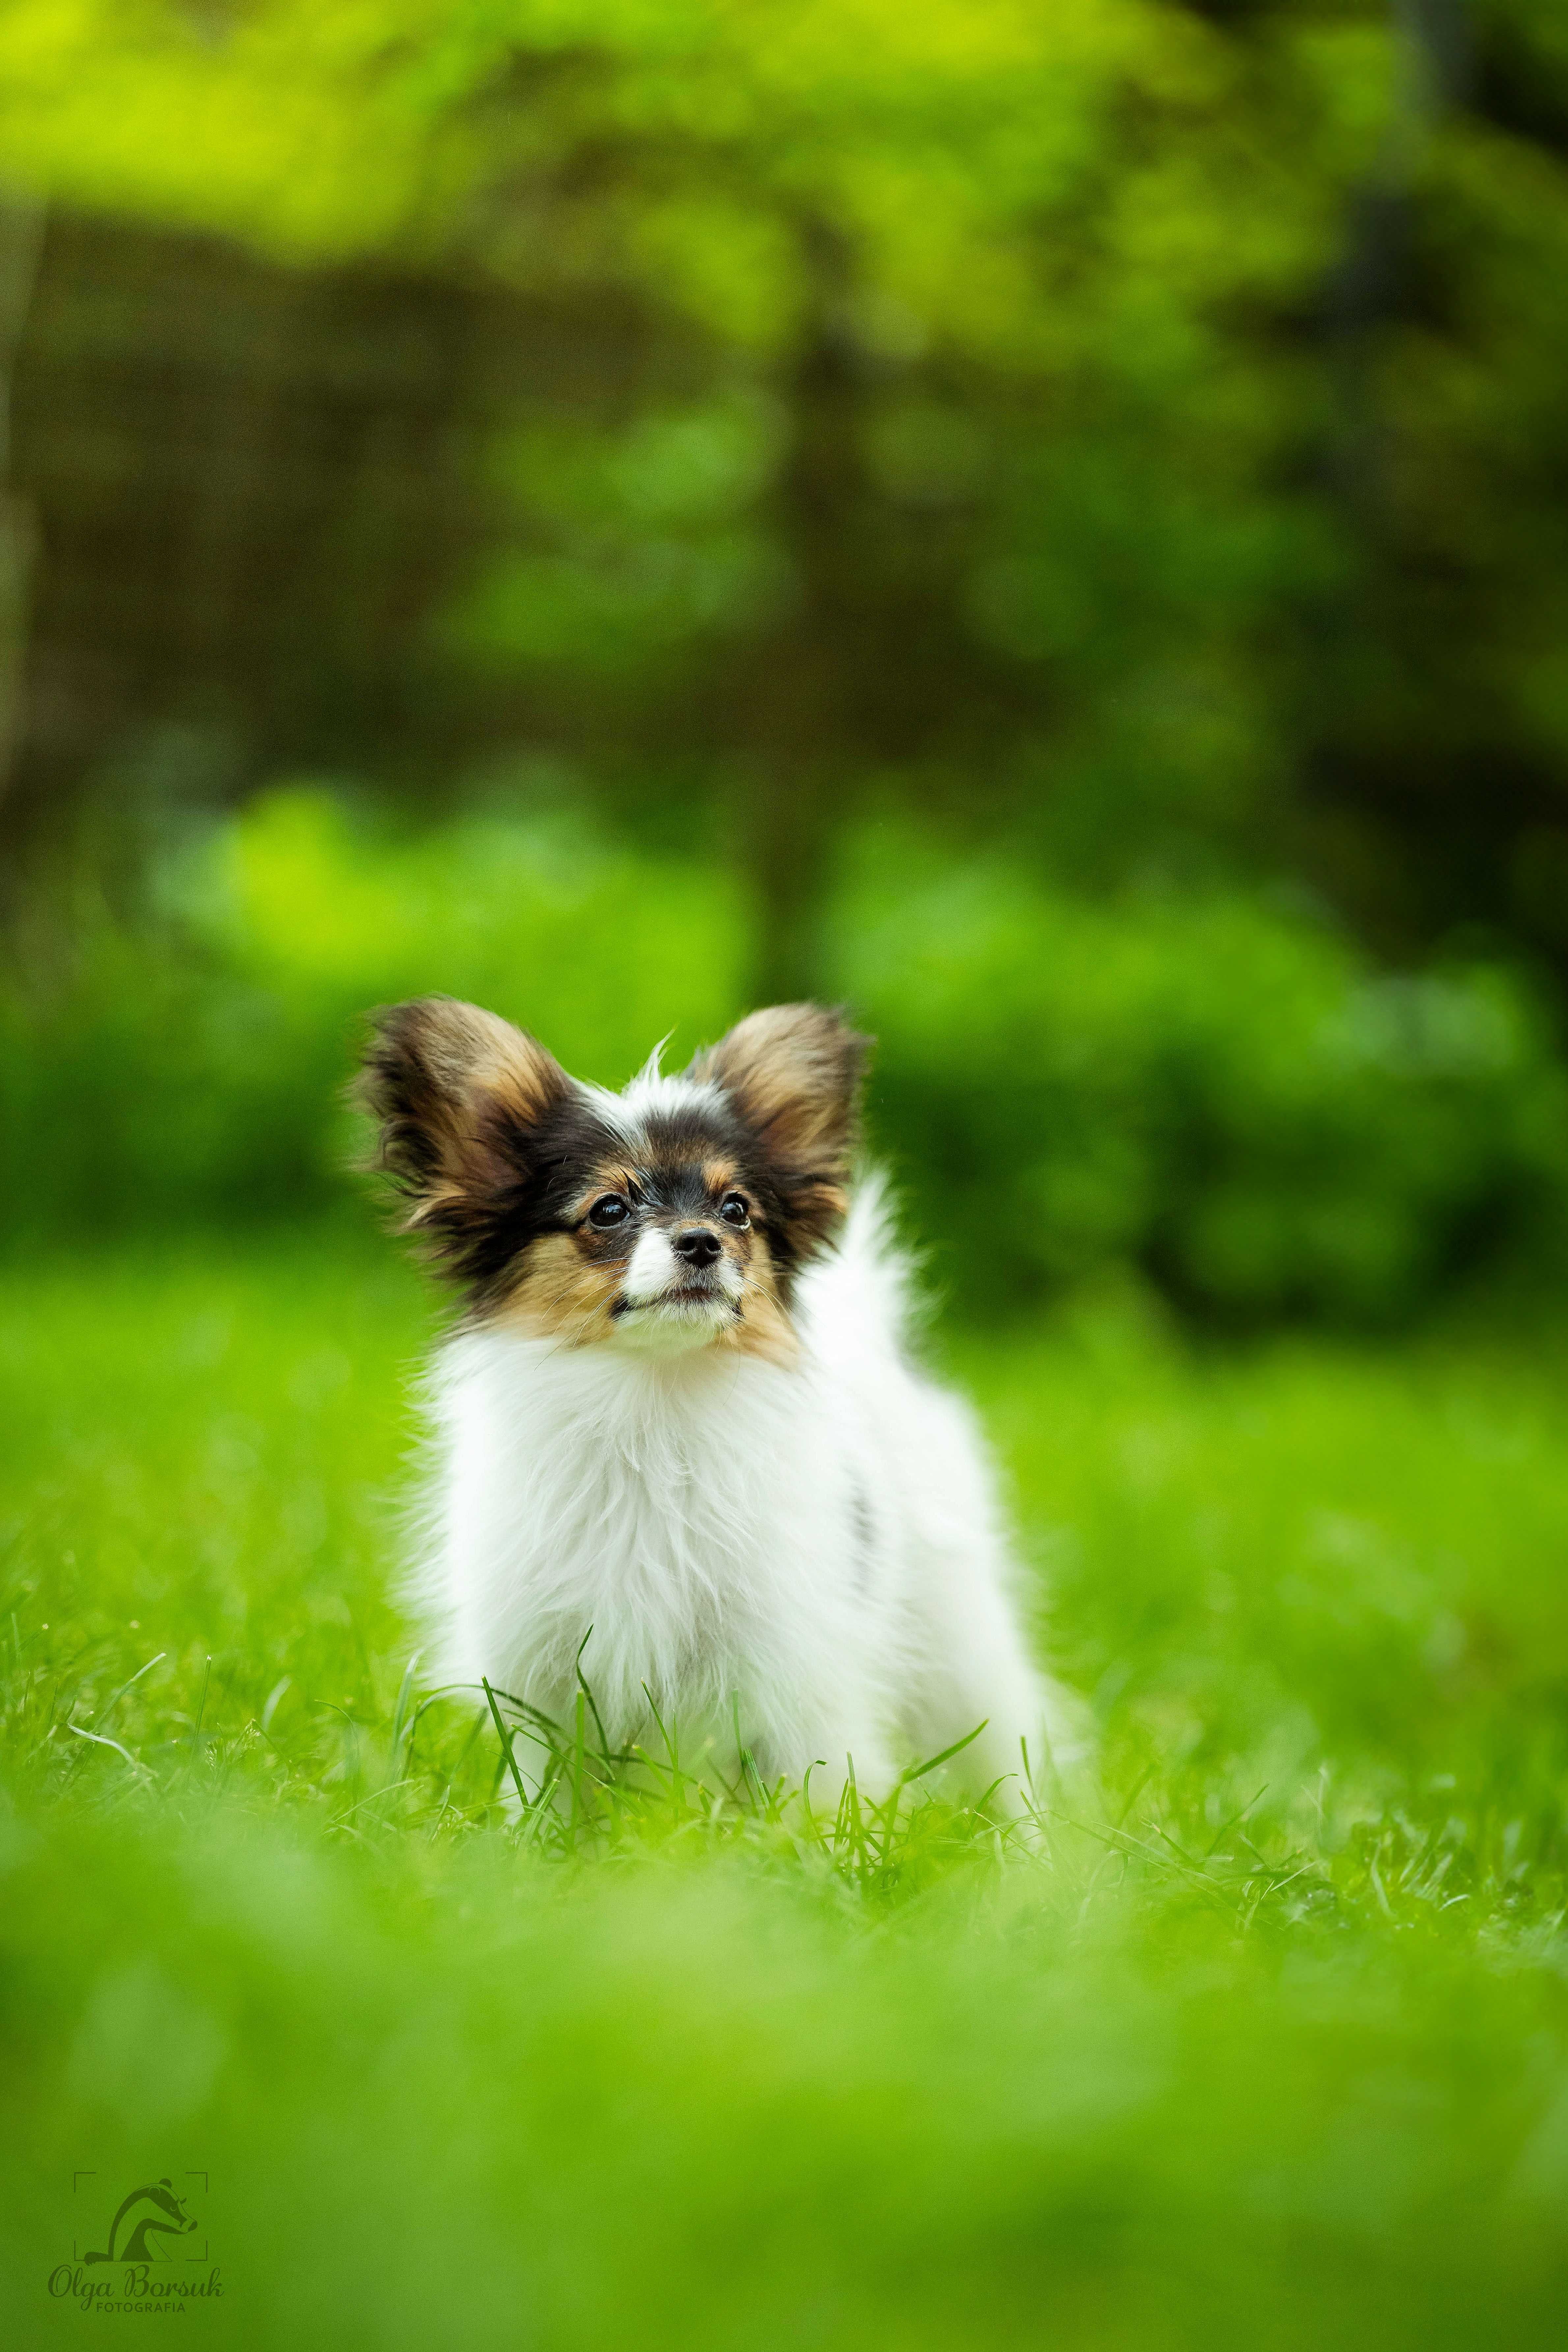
4 1237 1568 2346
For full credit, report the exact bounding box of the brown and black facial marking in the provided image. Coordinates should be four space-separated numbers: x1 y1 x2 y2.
502 1228 629 1345
716 1225 797 1365
359 996 870 1343
687 1003 870 1292
503 1152 646 1342
357 997 628 1314
495 1131 792 1356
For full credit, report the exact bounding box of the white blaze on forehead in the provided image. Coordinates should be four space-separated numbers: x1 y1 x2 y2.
619 1072 729 1126
622 1225 679 1306
575 1070 730 1149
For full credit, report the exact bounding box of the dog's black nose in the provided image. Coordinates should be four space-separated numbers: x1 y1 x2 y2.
673 1226 722 1268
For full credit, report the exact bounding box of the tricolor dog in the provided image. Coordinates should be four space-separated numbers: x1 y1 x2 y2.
360 997 1080 1807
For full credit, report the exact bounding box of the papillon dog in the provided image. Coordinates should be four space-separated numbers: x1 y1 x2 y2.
361 996 1081 1808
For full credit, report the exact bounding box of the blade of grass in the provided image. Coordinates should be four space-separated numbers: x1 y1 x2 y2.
482 1676 531 1814
89 1649 166 1734
67 1722 149 1781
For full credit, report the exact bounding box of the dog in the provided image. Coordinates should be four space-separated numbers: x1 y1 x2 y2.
360 996 1080 1809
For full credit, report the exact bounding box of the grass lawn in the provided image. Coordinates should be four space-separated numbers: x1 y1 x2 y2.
3 1234 1568 2346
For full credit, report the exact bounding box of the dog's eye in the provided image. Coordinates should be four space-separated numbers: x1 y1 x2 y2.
587 1194 631 1231
719 1193 750 1229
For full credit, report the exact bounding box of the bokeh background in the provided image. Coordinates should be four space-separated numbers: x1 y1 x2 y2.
7 6 1568 2347
4 0 1568 1323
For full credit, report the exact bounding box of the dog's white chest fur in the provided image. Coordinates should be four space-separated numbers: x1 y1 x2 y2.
415 1194 1060 1800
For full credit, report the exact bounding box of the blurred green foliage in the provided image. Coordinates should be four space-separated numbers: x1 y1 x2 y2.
3 0 1568 1318
4 0 1568 979
7 790 1568 1327
835 838 1568 1320
0 792 748 1239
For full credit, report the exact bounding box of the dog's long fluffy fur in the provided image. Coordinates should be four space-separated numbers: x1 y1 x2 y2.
362 997 1081 1804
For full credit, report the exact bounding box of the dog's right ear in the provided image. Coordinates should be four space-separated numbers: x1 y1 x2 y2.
356 997 570 1267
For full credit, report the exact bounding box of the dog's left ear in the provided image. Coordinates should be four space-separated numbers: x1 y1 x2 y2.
691 1003 869 1257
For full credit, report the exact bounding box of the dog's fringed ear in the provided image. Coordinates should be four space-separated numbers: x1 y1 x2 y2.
357 997 570 1274
691 1003 870 1259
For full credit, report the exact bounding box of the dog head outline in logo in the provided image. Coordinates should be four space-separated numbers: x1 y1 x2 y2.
83 2179 197 2265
